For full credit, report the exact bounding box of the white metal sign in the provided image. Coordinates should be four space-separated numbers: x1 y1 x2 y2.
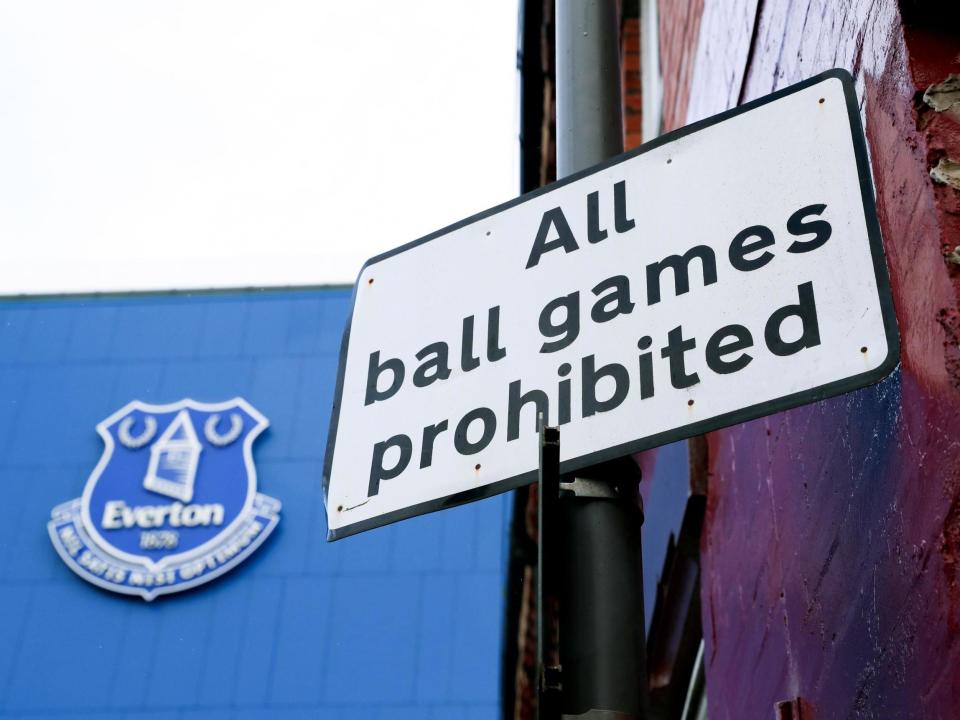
324 70 898 539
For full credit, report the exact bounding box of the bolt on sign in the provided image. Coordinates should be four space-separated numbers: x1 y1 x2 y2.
323 69 899 540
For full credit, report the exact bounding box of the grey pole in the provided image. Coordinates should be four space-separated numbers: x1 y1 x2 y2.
556 0 625 177
554 1 648 717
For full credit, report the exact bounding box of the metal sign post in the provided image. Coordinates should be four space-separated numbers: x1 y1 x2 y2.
553 1 647 716
537 423 562 720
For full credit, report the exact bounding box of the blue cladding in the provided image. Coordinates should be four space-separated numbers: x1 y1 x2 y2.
324 574 422 704
0 288 508 719
0 307 33 364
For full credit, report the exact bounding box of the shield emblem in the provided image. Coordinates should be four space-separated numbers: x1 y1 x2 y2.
49 398 280 600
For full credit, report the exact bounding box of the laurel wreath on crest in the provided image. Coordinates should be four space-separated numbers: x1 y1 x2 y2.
117 416 157 448
203 414 244 446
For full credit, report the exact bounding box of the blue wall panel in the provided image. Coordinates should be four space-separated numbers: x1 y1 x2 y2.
0 288 507 719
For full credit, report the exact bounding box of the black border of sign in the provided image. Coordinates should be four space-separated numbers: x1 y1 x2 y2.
323 68 900 541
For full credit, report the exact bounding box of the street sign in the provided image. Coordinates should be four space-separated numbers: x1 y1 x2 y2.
323 69 898 540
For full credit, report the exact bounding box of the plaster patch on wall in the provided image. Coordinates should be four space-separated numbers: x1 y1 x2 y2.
923 75 960 116
930 157 960 190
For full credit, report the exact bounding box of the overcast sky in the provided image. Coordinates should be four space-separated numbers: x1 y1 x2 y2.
0 1 518 294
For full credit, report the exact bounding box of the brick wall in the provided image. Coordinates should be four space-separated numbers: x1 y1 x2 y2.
622 14 643 150
658 0 704 133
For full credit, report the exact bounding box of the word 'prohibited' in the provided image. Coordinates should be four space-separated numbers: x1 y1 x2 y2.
323 69 899 540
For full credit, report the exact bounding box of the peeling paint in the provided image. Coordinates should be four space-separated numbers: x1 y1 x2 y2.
923 75 960 119
930 157 960 190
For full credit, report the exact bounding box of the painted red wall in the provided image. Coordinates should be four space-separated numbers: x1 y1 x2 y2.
659 2 960 718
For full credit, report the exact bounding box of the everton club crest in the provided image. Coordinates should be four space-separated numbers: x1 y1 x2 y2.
48 398 280 600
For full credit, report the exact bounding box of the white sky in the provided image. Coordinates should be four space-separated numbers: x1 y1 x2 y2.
0 1 519 294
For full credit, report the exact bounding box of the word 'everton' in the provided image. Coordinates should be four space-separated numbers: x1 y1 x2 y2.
362 187 833 498
101 500 226 529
